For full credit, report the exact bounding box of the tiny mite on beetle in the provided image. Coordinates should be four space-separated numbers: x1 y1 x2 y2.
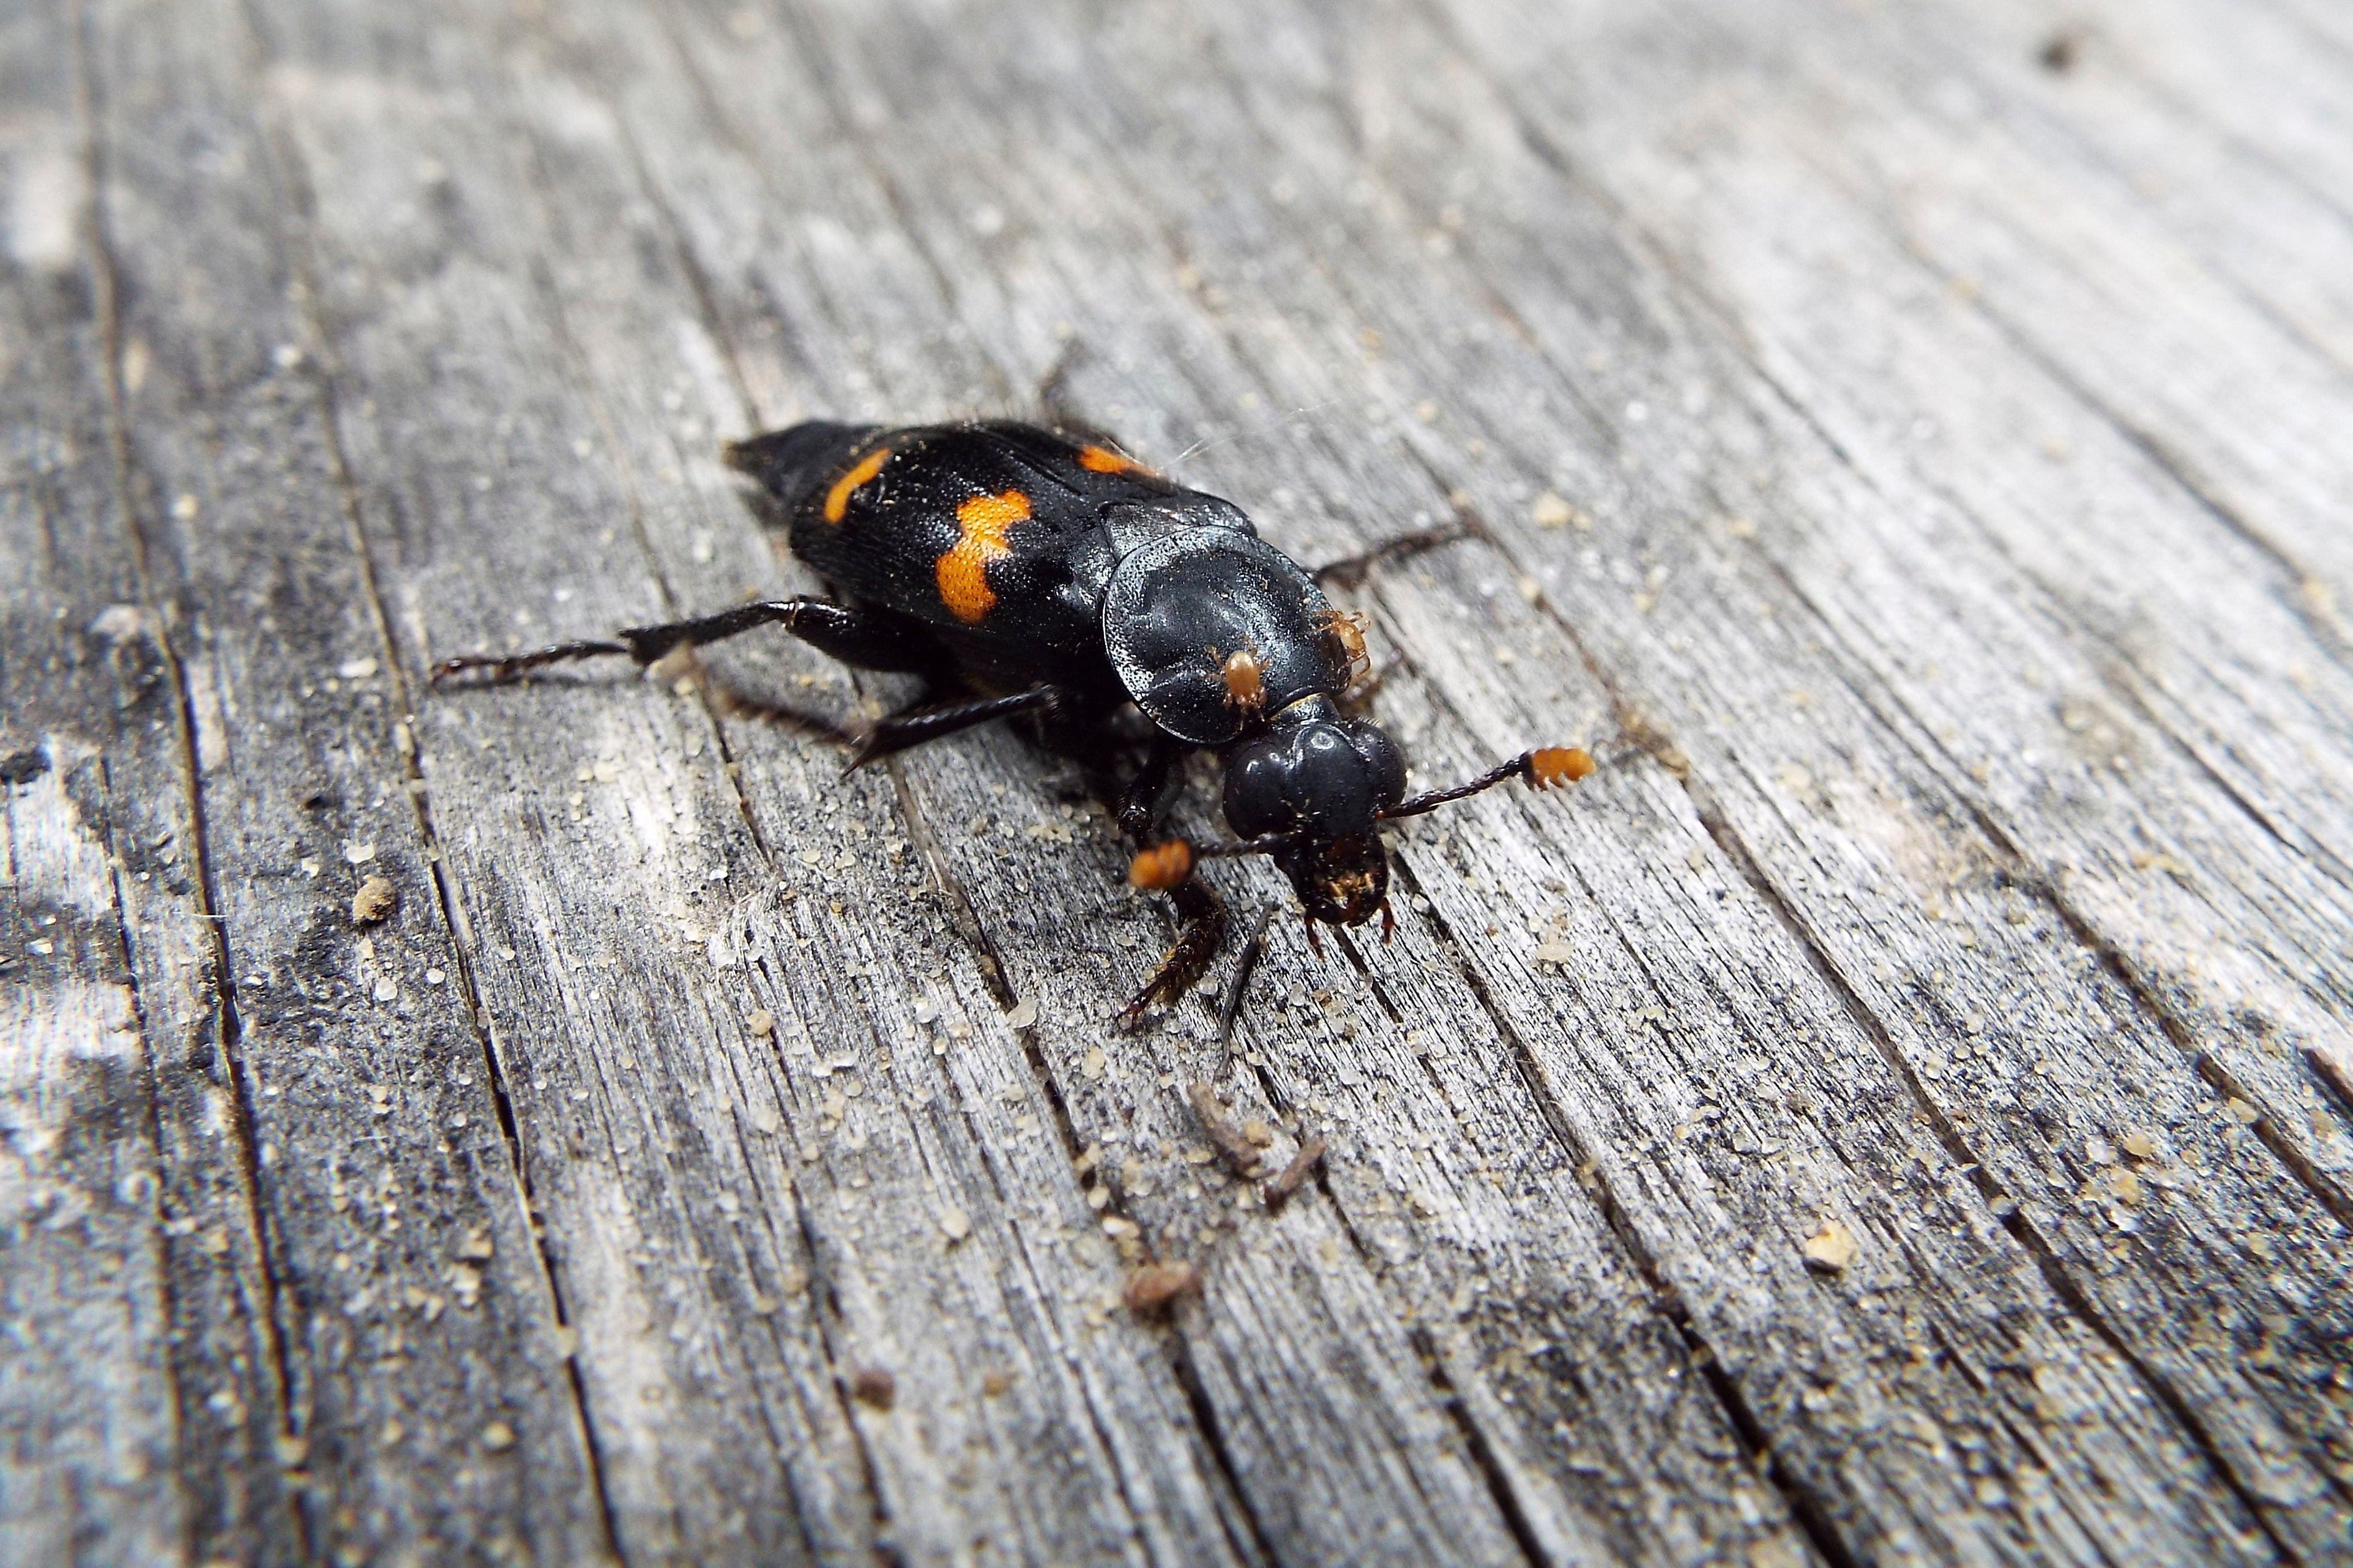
435 420 1593 1022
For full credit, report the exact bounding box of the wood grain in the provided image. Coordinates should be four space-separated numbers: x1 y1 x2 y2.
6 0 2349 1562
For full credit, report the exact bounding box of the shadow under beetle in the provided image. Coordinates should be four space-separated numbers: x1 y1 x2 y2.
435 420 1593 1023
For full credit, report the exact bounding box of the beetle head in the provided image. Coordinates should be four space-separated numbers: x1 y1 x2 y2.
1221 697 1406 924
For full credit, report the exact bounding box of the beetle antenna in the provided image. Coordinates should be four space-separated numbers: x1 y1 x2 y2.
1375 746 1596 822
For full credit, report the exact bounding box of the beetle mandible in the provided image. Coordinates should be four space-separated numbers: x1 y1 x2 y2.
435 420 1594 1022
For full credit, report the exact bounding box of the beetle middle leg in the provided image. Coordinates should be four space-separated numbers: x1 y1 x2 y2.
1116 733 1193 837
848 685 1073 770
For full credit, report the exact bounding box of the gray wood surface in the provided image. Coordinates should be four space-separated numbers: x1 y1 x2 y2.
5 0 2349 1563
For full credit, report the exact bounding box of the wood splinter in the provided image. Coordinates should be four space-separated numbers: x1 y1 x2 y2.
1186 1080 1262 1178
1264 1135 1329 1212
1123 1261 1201 1317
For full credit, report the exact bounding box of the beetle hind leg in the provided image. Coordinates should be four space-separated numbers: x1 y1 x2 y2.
434 597 943 685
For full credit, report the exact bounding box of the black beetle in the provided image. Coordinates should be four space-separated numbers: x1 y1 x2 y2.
436 420 1591 1021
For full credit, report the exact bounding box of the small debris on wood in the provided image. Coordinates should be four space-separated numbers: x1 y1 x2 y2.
746 1007 776 1038
1802 1217 1856 1274
479 1421 516 1452
351 874 396 925
1124 1261 1200 1317
980 1370 1011 1398
1264 1135 1328 1211
2120 1131 2158 1161
938 1205 972 1244
1614 703 1690 776
1005 997 1039 1030
1531 491 1588 530
851 1367 895 1410
1186 1082 1262 1177
2039 25 2086 74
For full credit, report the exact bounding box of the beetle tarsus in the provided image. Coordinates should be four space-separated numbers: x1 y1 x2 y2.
431 639 636 685
1119 877 1228 1029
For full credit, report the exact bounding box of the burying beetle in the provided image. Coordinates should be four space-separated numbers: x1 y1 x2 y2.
435 420 1594 1023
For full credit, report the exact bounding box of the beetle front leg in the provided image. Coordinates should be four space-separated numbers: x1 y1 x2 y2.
1117 734 1191 838
1118 876 1229 1030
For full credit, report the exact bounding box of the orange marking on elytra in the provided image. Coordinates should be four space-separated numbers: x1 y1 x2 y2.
824 447 890 523
1078 444 1152 477
938 489 1029 623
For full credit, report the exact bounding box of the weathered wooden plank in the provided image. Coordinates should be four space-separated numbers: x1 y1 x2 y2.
1944 0 2353 377
1528 0 2353 1082
1 636 184 1565
80 0 619 1560
12 0 2352 1561
3 8 304 1562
